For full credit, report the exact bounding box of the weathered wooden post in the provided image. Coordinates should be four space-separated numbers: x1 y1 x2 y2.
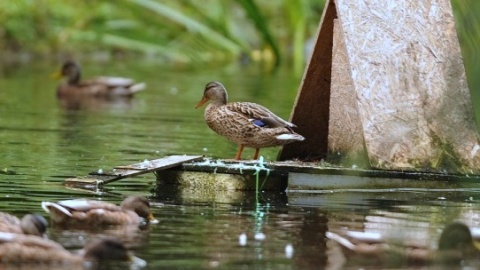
279 0 480 174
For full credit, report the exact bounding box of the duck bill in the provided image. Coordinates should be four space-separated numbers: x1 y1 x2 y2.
50 70 63 80
148 213 159 224
195 97 208 109
474 240 480 250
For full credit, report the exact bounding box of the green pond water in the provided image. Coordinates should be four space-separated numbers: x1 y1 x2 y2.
1 60 480 269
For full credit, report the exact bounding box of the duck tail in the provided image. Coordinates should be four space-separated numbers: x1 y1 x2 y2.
276 133 305 141
129 82 146 94
326 231 357 250
41 202 73 217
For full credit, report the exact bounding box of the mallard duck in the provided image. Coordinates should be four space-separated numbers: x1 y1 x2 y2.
0 213 47 237
0 233 146 267
195 81 304 160
41 196 159 227
53 60 146 98
326 222 480 266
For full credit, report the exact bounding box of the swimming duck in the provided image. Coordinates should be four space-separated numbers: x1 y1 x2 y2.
41 196 159 227
326 222 480 266
0 213 47 237
0 233 146 268
195 81 304 160
53 60 146 98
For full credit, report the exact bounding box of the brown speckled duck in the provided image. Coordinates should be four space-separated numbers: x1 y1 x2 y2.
41 196 158 227
53 60 146 98
0 234 146 268
195 81 304 160
0 213 47 237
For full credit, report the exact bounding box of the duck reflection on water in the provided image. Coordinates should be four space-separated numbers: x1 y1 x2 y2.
327 222 480 267
0 233 145 269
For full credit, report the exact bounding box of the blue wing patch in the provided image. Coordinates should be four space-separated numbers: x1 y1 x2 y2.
251 119 267 127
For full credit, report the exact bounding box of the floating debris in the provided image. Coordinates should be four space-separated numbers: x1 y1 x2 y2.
139 159 152 169
239 233 247 246
194 158 214 166
170 87 178 95
214 159 226 166
254 232 266 241
285 244 294 259
0 168 17 175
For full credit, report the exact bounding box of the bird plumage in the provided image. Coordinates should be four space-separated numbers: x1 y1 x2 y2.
54 60 146 98
41 196 158 227
196 81 304 160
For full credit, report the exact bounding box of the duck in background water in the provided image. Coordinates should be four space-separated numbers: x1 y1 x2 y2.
0 234 146 268
53 60 146 98
41 196 158 227
195 81 304 160
0 212 47 237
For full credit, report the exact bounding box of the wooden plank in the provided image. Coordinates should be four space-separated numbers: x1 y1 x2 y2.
288 173 456 191
64 155 204 188
154 158 480 192
280 0 480 174
334 0 480 173
64 177 104 189
165 158 480 183
328 18 366 156
268 161 480 183
277 0 336 161
288 189 478 208
156 159 287 191
158 170 287 191
180 160 283 176
64 155 480 192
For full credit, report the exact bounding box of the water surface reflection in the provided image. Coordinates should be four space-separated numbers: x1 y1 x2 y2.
1 61 480 269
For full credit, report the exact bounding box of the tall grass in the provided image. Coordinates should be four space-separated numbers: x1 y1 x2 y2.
451 0 480 121
234 0 281 66
0 0 323 70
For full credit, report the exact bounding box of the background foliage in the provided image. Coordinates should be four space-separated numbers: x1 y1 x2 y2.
451 0 480 119
0 0 322 70
0 0 479 100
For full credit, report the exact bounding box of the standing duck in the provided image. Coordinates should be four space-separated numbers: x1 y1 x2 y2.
41 196 158 227
53 60 146 98
195 81 304 160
